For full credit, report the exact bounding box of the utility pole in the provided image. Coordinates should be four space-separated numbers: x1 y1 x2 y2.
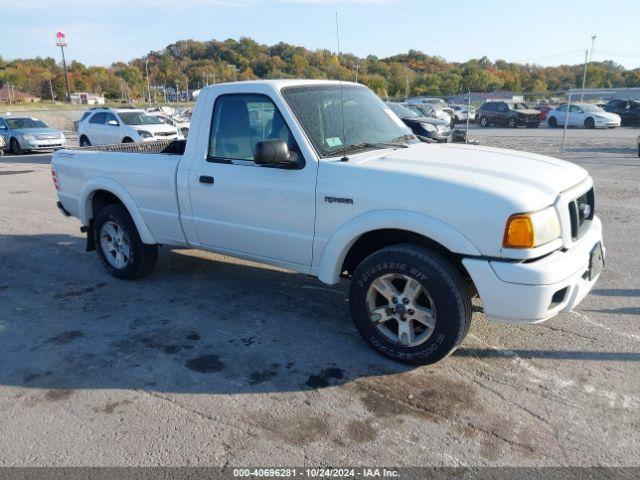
49 78 55 101
56 32 72 102
145 58 152 105
580 35 597 101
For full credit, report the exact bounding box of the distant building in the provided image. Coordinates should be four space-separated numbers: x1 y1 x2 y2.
70 92 106 105
0 84 41 103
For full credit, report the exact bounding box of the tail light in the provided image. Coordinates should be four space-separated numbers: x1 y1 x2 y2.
51 165 60 191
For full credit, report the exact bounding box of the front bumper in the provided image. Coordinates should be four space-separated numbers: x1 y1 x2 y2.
24 139 66 150
463 216 604 324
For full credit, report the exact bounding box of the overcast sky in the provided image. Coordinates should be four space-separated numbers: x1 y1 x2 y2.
2 0 640 68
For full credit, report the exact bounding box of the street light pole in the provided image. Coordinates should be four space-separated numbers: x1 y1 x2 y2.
580 35 597 101
60 45 71 102
145 58 152 105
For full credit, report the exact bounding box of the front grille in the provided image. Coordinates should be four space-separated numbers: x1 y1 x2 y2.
35 134 60 140
155 131 176 137
568 187 595 240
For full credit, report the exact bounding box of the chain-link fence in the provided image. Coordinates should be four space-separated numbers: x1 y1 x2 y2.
2 90 639 157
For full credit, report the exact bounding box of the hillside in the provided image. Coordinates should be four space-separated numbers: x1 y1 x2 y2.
2 37 639 101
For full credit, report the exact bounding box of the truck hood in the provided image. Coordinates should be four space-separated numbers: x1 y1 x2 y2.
348 142 589 207
321 143 591 258
12 127 63 137
515 108 540 116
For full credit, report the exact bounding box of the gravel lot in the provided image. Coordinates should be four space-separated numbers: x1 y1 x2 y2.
0 135 639 467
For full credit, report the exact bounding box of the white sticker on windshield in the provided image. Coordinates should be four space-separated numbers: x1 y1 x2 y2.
382 107 408 128
325 137 343 147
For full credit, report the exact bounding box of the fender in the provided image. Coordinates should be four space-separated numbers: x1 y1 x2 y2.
79 177 157 245
315 209 481 285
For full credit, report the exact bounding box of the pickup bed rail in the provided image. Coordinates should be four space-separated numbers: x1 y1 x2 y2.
69 139 186 155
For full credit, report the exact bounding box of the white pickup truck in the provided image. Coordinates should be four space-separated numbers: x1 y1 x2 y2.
52 80 604 365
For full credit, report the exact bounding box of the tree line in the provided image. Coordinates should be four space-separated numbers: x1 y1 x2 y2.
1 37 639 102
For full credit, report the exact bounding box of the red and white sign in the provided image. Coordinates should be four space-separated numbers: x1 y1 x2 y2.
56 31 67 47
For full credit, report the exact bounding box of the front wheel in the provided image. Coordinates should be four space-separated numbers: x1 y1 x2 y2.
479 116 488 127
584 117 595 129
94 204 158 280
349 245 471 365
548 116 558 128
508 117 517 128
9 138 22 155
79 136 91 147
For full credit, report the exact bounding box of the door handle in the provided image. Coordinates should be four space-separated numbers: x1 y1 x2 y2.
198 175 214 184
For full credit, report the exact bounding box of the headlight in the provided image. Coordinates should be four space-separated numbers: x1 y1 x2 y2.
22 134 35 141
420 122 436 132
137 130 153 138
503 206 561 249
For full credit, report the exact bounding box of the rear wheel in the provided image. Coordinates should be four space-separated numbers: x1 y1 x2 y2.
479 116 488 127
349 244 471 365
94 204 158 280
9 138 22 155
508 117 517 128
584 117 595 129
548 116 558 128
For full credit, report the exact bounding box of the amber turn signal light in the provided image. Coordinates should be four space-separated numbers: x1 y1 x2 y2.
503 214 535 248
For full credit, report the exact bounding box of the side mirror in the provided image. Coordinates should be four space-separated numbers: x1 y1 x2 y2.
107 120 119 126
253 139 298 168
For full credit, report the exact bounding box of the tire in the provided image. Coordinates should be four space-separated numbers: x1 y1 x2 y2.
584 117 595 129
79 136 91 147
349 244 472 365
453 116 460 125
122 137 134 143
9 138 22 155
94 204 158 280
548 116 558 128
508 117 517 128
526 122 540 129
479 116 488 128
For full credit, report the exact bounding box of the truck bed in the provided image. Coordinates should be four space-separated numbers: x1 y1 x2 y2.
52 140 188 246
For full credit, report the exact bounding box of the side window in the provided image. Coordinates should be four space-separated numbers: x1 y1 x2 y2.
569 105 581 113
498 103 509 112
104 113 118 125
0 119 7 130
89 112 107 124
557 105 567 112
208 94 298 163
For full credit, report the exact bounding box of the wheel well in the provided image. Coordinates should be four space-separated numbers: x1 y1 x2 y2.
341 229 472 284
91 189 122 218
122 137 133 142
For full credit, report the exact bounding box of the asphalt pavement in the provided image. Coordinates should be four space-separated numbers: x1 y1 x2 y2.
0 148 638 467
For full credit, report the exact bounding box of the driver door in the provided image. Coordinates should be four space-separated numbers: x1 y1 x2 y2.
188 93 316 267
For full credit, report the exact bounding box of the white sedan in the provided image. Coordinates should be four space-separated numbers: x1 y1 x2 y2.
547 103 621 129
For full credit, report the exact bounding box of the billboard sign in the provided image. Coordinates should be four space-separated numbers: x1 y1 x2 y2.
56 31 67 47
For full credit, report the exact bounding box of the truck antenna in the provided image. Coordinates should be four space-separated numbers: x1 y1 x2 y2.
336 12 348 162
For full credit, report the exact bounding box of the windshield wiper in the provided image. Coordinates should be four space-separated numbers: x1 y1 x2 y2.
390 134 418 144
340 141 409 154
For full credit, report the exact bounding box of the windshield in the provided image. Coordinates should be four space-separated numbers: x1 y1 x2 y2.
118 112 163 126
282 85 413 157
386 102 420 118
580 104 603 113
405 105 426 117
5 118 48 129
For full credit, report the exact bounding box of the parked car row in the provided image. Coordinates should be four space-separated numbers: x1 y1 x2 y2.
77 108 181 147
0 116 66 155
386 102 452 143
475 99 624 129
